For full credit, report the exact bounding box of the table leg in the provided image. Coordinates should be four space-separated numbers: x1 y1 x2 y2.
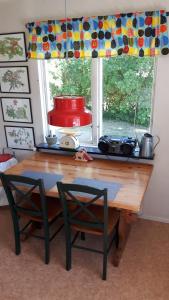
112 210 137 267
20 222 42 241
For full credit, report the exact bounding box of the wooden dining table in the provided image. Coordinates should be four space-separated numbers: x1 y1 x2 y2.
4 151 153 266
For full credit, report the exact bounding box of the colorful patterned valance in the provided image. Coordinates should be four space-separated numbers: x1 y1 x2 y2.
26 10 169 59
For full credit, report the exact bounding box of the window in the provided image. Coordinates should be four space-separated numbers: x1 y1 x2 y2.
40 56 155 146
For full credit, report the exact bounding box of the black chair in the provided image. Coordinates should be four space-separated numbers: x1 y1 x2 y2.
0 173 63 264
57 181 120 280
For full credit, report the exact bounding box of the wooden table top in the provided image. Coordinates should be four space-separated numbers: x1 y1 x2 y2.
5 152 153 213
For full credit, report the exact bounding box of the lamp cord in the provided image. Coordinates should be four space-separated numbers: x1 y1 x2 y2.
65 0 68 59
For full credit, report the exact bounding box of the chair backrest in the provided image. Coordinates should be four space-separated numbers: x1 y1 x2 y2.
57 182 108 232
0 173 47 220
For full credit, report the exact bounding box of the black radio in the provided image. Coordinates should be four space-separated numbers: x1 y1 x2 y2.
98 135 137 156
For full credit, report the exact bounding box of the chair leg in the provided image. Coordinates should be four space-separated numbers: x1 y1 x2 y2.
80 232 85 241
103 252 108 280
14 227 21 255
12 214 21 255
44 238 50 264
65 227 72 271
44 224 50 264
102 236 108 280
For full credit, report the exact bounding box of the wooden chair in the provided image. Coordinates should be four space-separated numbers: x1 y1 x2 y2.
0 173 63 264
57 182 120 280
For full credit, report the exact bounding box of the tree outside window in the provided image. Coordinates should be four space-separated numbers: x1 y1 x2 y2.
46 56 155 145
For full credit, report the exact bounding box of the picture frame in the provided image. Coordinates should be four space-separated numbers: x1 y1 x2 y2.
4 126 35 150
0 32 27 62
1 97 33 123
0 66 30 94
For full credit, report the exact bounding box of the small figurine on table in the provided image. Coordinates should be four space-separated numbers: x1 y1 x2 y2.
75 148 93 162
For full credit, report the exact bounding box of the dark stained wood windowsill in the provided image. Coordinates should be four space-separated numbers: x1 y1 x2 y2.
36 143 154 161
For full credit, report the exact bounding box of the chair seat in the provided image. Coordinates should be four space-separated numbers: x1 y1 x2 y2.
0 154 12 163
71 205 119 236
18 194 62 223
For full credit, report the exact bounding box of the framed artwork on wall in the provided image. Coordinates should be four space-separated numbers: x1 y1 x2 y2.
4 126 35 150
1 97 33 123
0 66 30 93
0 32 27 62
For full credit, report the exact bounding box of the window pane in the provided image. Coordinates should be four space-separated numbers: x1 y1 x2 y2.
46 59 92 144
102 56 155 140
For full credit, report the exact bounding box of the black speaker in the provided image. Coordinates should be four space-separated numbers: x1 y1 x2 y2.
98 135 137 156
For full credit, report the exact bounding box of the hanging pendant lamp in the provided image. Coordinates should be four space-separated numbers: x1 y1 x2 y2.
47 0 92 149
48 95 92 127
47 1 92 128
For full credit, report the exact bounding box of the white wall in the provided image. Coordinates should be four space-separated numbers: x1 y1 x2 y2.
0 0 169 222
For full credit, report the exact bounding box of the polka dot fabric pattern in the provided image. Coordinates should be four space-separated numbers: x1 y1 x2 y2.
26 10 169 59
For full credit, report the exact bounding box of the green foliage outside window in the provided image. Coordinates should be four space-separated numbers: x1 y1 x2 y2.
48 56 154 127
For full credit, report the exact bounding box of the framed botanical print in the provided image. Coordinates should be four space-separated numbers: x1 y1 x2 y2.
0 66 30 93
4 126 35 150
1 97 33 123
0 32 27 62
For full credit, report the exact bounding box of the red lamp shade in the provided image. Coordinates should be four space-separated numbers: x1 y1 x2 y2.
48 96 92 127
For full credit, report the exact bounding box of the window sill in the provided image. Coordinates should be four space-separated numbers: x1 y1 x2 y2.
36 143 154 161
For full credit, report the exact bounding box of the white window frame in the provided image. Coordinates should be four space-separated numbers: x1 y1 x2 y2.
38 57 155 145
39 58 103 145
91 58 103 145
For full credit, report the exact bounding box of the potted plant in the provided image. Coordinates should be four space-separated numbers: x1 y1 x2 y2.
45 131 57 146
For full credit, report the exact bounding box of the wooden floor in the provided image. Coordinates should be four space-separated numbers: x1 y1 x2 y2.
0 207 169 300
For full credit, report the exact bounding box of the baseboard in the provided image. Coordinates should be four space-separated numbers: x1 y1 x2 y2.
140 214 169 224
